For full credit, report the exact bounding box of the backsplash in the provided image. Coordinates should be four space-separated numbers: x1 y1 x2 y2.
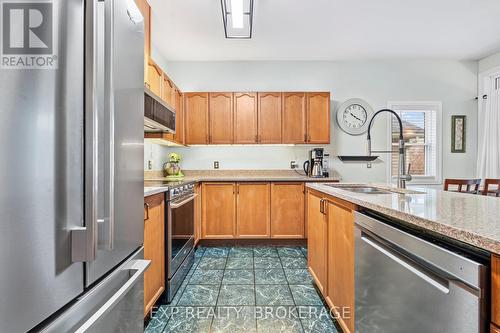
143 140 391 183
144 141 333 171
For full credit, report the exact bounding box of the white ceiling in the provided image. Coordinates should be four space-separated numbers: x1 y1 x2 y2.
148 0 500 61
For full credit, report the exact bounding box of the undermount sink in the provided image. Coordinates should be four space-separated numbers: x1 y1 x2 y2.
324 184 425 195
326 185 393 194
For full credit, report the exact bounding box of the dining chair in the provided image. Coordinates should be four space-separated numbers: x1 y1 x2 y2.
483 179 500 197
443 178 481 194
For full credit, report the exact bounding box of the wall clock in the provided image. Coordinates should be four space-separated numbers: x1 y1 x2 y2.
336 98 374 135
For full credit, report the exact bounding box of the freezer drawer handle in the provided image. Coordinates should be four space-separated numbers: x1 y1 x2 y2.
361 234 450 294
74 259 150 333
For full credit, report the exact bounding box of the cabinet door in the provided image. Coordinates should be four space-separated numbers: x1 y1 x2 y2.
209 92 233 144
282 92 307 143
162 75 176 107
146 61 162 97
202 183 236 238
234 93 258 144
326 200 355 333
307 92 330 143
185 93 209 144
174 89 184 144
144 194 165 317
135 0 150 82
306 191 327 293
271 183 305 238
493 255 500 327
258 92 282 143
194 183 201 245
236 183 271 238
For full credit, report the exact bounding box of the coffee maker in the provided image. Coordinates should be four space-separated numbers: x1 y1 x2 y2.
303 148 325 178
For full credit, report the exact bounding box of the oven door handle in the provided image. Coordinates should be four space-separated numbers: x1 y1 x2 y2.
170 194 197 209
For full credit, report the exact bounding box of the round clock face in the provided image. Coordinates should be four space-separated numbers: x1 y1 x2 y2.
342 104 368 129
337 98 374 135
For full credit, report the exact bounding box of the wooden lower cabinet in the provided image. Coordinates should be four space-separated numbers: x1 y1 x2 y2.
194 183 201 244
493 255 500 329
271 182 305 238
325 197 356 333
200 181 310 240
143 193 165 317
236 183 271 238
306 190 328 294
201 183 236 238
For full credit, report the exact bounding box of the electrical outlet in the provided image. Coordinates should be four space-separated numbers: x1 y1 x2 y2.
290 161 298 169
214 161 219 169
147 160 153 170
367 163 372 169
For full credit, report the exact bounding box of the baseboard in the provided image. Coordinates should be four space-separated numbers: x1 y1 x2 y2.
198 238 307 247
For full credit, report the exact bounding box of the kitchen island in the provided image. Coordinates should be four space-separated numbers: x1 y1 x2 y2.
306 183 500 333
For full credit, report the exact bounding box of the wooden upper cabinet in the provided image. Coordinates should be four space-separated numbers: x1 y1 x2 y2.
135 0 150 83
282 92 307 143
174 89 184 144
258 92 282 143
307 92 330 143
307 190 328 294
146 61 162 97
143 193 165 317
201 183 236 238
185 93 209 144
326 198 356 333
236 183 271 238
209 93 234 144
234 93 258 144
162 74 176 108
271 183 305 238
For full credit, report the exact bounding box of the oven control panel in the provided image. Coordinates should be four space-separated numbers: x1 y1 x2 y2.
169 183 195 200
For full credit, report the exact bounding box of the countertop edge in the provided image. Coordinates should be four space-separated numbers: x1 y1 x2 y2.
306 183 500 256
144 176 341 197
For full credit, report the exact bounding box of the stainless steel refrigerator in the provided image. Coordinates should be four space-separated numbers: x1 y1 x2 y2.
0 0 147 332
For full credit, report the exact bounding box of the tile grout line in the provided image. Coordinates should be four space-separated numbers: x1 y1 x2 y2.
159 246 317 333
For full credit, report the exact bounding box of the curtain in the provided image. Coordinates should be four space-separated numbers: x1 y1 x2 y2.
477 74 500 179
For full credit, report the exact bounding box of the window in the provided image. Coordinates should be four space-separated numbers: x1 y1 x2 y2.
387 102 442 185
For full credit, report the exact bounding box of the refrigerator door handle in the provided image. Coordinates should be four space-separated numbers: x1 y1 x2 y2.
73 0 99 263
74 259 150 333
97 0 115 252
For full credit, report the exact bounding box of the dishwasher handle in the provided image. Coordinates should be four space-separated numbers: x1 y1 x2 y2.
361 233 450 294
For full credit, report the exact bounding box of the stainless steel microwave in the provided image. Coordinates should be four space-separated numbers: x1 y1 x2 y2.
144 88 176 133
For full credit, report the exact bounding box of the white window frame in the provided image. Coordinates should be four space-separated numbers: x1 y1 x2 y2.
386 101 443 185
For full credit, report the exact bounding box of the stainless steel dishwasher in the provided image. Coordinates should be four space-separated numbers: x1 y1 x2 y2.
354 212 488 333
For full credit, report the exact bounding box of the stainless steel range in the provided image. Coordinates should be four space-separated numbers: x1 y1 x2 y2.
166 182 196 302
145 181 196 303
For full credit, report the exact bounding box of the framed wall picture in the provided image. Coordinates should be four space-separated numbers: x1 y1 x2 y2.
451 115 466 153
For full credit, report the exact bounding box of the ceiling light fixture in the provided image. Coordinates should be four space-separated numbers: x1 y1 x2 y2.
221 0 254 39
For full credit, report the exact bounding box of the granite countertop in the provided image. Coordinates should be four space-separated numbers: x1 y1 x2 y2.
307 183 500 255
144 170 341 197
144 187 171 197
